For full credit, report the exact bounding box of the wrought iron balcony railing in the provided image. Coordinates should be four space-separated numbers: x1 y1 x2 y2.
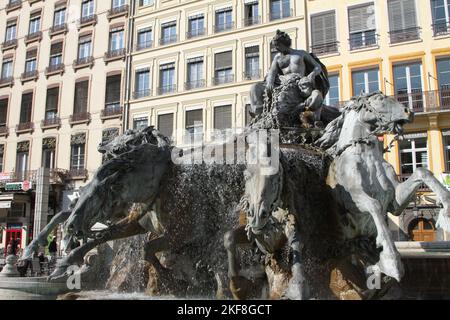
388 27 421 44
432 21 450 37
0 126 9 136
212 74 234 86
25 31 42 43
243 16 261 27
269 9 293 21
15 122 34 133
243 70 261 81
136 40 153 51
311 41 339 55
104 48 126 62
5 0 21 12
349 33 379 51
101 104 123 119
69 112 91 124
0 77 14 87
68 169 88 180
107 4 129 19
78 14 97 28
45 63 65 76
391 87 450 114
186 28 206 39
159 35 178 45
21 70 39 82
1 39 18 51
214 22 234 33
41 117 61 129
157 84 177 95
49 23 68 36
73 56 94 69
184 79 206 90
133 89 151 99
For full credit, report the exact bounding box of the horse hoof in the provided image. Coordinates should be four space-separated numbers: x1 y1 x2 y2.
230 276 254 300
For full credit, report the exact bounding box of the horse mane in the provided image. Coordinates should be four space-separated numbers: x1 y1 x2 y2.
315 91 384 151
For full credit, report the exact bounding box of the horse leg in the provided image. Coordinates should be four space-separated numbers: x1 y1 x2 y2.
142 235 169 274
224 226 254 299
391 168 450 232
351 192 404 282
48 217 147 280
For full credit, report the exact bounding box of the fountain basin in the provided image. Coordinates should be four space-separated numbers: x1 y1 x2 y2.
0 276 72 300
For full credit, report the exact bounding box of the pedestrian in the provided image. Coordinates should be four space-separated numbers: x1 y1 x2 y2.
48 236 58 265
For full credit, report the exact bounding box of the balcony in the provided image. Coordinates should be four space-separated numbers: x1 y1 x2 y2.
133 89 151 99
184 79 206 91
136 40 153 51
5 0 21 13
243 70 261 81
0 77 14 88
104 48 126 63
432 21 450 37
0 126 9 137
73 56 94 70
15 122 34 134
68 169 88 181
49 169 69 185
69 112 91 125
212 74 234 86
186 28 206 39
389 27 421 44
311 41 339 56
45 63 65 77
157 84 177 95
24 31 42 44
159 35 178 46
49 23 68 37
101 104 123 120
41 117 61 130
349 33 379 51
107 4 129 20
0 171 36 186
243 16 261 27
214 22 234 33
269 9 293 21
397 174 430 192
78 14 97 29
21 70 39 82
392 87 450 114
1 39 18 51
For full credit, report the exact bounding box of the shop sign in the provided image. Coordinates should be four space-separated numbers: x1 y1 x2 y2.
0 173 12 182
4 181 33 192
0 202 11 209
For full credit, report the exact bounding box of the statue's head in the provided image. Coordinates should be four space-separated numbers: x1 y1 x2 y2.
353 92 414 136
272 30 292 54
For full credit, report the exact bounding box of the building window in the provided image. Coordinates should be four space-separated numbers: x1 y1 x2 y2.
215 7 233 32
270 0 291 21
42 138 56 169
399 133 428 175
324 73 340 107
20 93 33 125
159 63 176 94
53 6 66 27
0 145 4 173
160 21 177 45
25 49 37 73
49 42 63 67
139 0 154 7
137 27 152 50
393 62 423 112
437 57 450 108
244 1 260 26
348 3 377 50
311 11 338 55
112 0 126 9
213 105 232 139
78 35 92 60
185 109 203 142
109 27 124 52
74 80 89 115
214 51 233 85
45 87 59 121
105 74 121 111
186 57 204 90
133 116 148 130
5 20 17 42
352 67 379 96
28 12 41 35
158 113 174 138
187 14 205 38
134 68 150 98
0 98 7 131
443 132 450 172
70 136 86 171
244 46 260 80
81 0 95 18
16 150 29 177
388 0 420 43
431 0 450 36
1 58 13 79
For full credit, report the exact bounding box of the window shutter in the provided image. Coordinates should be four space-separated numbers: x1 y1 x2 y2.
105 75 121 104
311 11 337 45
0 99 8 125
158 113 174 137
20 93 33 123
214 105 232 130
348 3 374 33
215 51 232 70
245 45 259 58
74 81 89 114
388 0 417 31
186 109 202 127
46 87 59 112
